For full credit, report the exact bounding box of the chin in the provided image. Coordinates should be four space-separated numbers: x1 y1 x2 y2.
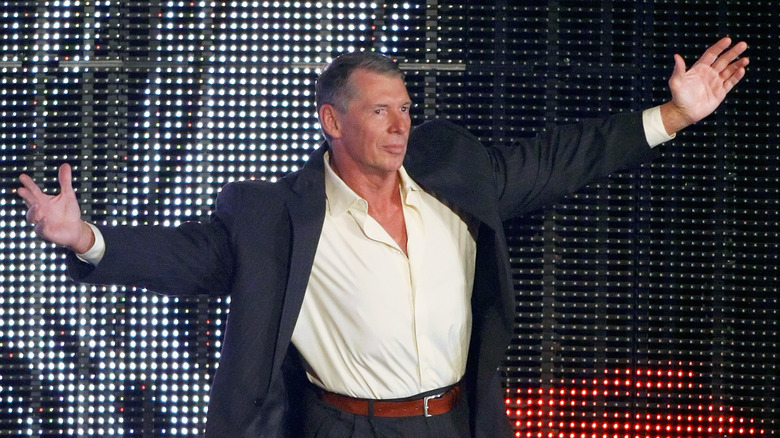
387 157 406 171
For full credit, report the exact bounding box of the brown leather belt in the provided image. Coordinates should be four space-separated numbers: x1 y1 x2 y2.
320 384 461 417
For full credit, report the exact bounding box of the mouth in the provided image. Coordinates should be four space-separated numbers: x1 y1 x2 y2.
383 143 407 154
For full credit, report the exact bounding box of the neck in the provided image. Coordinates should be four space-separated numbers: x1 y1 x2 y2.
329 155 400 211
329 154 408 254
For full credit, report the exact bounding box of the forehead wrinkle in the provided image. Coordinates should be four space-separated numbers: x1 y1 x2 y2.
342 71 410 111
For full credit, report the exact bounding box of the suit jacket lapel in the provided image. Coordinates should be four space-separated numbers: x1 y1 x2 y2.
270 145 328 374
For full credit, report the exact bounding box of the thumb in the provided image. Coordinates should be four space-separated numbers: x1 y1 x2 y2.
58 163 75 196
672 53 687 79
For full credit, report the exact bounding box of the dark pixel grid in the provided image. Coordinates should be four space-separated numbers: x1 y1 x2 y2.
0 1 775 436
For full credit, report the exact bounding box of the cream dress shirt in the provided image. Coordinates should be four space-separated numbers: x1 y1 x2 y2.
290 152 477 399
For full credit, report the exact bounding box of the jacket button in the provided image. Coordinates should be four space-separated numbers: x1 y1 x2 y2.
254 399 263 407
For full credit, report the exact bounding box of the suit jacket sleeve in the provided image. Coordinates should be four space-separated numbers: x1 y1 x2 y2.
489 111 659 219
66 182 243 296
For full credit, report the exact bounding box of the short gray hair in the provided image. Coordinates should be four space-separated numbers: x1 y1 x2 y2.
315 51 404 115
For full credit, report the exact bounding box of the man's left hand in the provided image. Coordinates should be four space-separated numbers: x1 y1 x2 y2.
661 36 749 135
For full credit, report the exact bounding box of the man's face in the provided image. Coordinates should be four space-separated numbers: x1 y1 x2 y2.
327 69 412 179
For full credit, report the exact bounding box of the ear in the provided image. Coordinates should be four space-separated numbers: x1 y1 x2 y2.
319 104 342 140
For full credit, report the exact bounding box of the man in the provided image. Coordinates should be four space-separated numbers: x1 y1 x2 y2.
17 37 748 437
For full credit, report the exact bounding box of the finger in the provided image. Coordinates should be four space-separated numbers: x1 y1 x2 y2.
58 163 75 196
671 53 687 79
17 174 46 206
26 203 41 224
17 189 35 208
711 41 748 73
693 36 732 68
19 173 45 198
723 66 747 93
720 56 750 81
16 185 32 206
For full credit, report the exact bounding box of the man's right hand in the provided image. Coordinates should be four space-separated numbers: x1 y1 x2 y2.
17 163 95 254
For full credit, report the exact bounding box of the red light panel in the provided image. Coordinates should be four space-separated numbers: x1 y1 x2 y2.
506 367 769 437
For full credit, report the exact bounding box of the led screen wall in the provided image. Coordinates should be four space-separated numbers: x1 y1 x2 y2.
0 1 776 436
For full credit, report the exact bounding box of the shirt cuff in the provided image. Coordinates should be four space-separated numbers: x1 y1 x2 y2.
76 222 106 266
642 105 676 148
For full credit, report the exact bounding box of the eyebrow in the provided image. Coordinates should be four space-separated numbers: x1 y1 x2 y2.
373 100 413 108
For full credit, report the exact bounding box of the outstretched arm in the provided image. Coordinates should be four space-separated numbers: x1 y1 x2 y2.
17 163 95 254
660 36 749 135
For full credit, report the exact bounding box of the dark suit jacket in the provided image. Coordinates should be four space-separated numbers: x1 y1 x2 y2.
69 114 657 437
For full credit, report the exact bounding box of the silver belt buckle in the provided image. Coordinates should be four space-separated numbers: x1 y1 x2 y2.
423 392 443 417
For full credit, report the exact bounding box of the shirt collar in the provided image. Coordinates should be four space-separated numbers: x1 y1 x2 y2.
323 151 421 216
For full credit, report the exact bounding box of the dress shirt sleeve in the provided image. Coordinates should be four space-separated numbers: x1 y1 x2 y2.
76 222 106 265
642 105 676 147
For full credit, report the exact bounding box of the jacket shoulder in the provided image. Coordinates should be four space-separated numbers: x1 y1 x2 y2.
213 178 293 220
218 177 291 199
411 118 483 147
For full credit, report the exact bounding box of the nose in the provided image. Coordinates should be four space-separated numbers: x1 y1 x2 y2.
388 109 409 134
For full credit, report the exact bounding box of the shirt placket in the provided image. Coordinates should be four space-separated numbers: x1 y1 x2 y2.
403 189 430 387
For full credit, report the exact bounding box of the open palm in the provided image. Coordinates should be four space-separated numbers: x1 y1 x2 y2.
668 37 749 126
17 163 94 253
